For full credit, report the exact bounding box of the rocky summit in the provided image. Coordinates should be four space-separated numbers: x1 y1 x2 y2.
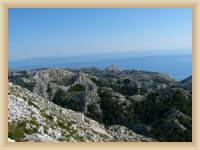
8 67 192 142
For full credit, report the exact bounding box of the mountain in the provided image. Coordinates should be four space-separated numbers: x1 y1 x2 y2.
8 82 155 142
8 67 192 142
105 64 121 72
179 76 192 91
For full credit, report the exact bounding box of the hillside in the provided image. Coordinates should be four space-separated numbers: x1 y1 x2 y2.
8 67 192 142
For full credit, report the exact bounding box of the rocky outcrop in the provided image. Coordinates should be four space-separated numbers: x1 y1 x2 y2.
107 125 156 142
8 82 111 142
8 138 15 142
105 64 121 72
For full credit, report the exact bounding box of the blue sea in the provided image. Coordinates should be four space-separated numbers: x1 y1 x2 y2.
9 54 192 81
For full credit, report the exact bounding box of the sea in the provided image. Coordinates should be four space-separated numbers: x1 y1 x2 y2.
9 54 192 81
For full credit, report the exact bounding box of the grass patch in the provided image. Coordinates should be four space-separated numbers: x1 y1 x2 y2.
8 121 26 141
8 119 40 142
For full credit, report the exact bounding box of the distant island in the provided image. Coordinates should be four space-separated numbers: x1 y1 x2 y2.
8 54 192 81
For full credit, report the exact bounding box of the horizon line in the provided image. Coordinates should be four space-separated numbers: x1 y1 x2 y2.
9 49 192 62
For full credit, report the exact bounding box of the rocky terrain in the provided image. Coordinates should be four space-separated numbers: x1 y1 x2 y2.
8 65 192 142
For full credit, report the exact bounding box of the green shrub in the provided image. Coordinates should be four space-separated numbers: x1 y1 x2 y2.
8 122 26 141
52 89 67 106
8 119 40 141
68 84 85 92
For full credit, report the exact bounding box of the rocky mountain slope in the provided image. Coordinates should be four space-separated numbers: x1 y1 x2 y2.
179 75 192 91
8 82 155 142
8 66 192 142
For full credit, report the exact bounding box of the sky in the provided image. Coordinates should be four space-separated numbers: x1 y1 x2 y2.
8 8 192 61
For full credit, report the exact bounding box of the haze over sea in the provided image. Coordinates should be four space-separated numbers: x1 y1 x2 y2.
9 51 192 81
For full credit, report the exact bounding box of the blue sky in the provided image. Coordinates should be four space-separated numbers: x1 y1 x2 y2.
8 8 192 61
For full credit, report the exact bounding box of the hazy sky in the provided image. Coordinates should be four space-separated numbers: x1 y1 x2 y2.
8 8 192 61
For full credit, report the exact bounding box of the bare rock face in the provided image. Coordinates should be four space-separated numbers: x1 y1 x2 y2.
32 68 76 98
8 82 112 142
8 138 15 142
107 125 156 142
25 133 56 142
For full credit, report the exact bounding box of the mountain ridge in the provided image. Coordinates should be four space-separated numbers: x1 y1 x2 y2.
8 67 192 142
